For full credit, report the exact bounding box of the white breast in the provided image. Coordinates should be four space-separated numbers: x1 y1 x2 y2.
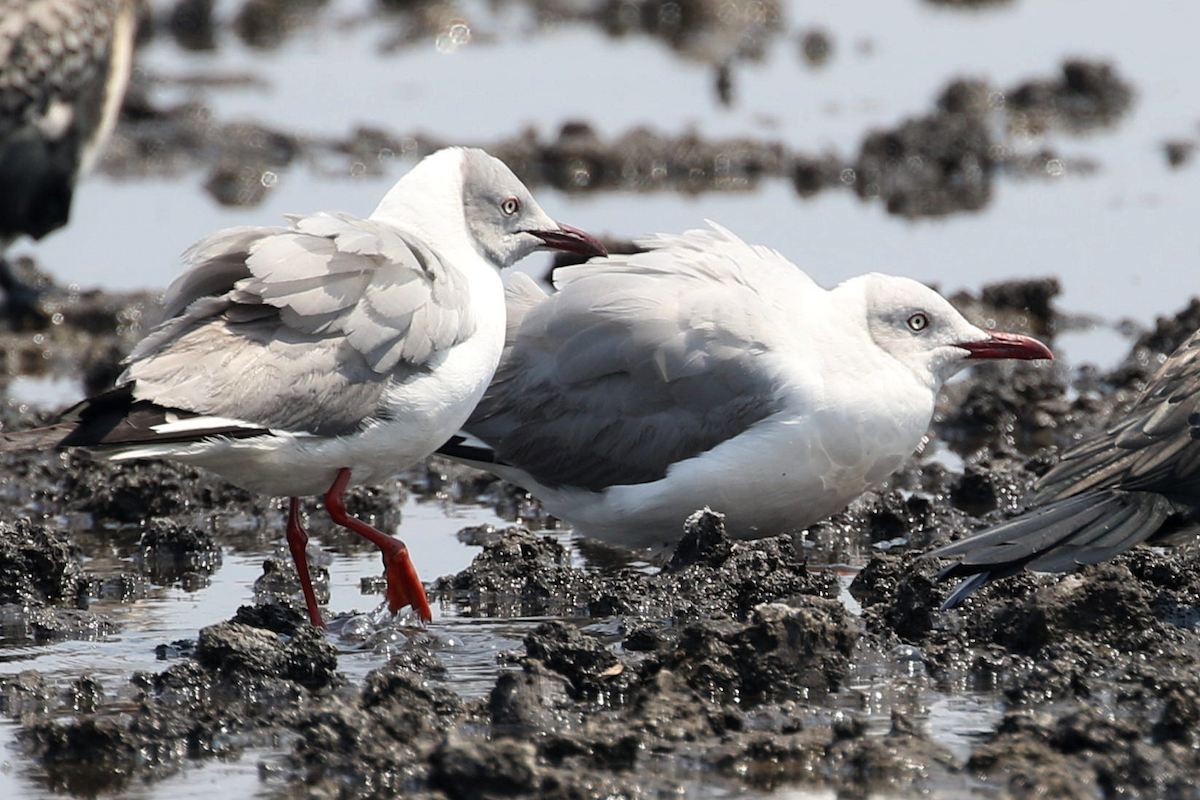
498 356 937 549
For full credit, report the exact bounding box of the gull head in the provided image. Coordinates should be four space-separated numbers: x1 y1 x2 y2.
372 147 606 269
855 274 1053 389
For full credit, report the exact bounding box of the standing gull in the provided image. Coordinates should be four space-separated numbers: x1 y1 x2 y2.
0 147 607 627
0 0 138 322
930 330 1200 608
439 223 1052 549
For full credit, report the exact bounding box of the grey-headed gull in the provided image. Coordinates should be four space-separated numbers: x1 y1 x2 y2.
931 330 1200 608
440 223 1052 549
0 146 607 627
0 0 138 322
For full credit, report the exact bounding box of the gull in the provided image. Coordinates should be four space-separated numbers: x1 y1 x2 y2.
439 223 1052 549
0 0 139 324
0 146 607 627
931 330 1200 608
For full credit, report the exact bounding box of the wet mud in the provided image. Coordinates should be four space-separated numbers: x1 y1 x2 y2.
3 2 1200 799
3 277 1200 798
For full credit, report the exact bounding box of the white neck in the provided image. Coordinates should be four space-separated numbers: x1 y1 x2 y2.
371 149 468 247
370 149 502 309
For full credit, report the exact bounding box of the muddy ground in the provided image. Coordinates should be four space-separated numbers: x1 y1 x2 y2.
3 1 1200 798
5 274 1200 799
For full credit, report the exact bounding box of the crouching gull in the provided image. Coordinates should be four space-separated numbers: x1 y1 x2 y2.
438 223 1052 549
930 329 1200 608
0 0 139 324
0 146 607 627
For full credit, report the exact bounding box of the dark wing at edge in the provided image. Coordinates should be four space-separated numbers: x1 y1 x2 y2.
0 384 269 455
930 490 1175 608
1035 332 1200 503
0 0 127 240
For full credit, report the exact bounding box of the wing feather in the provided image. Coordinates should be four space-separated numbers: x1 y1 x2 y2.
1034 331 1200 502
932 491 1174 607
123 210 476 436
464 226 810 491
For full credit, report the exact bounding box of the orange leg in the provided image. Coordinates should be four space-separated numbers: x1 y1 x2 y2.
285 497 327 629
323 467 432 622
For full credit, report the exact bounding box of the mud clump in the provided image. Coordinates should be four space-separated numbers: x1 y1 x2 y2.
933 278 1077 455
1107 298 1200 391
17 613 341 794
663 600 857 703
433 527 597 617
598 0 783 63
253 555 331 617
970 705 1200 799
195 620 338 689
0 520 83 606
494 123 788 195
1007 60 1135 135
854 107 993 217
1164 138 1196 169
0 520 119 641
436 509 838 621
54 456 255 523
136 520 223 584
0 279 152 379
978 278 1062 338
845 60 1131 218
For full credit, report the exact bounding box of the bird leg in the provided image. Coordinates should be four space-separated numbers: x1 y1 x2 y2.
323 467 433 622
285 497 327 629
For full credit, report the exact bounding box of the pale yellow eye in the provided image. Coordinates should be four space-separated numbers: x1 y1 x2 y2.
501 197 520 215
907 312 929 332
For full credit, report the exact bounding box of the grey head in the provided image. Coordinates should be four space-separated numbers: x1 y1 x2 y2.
372 147 606 270
844 274 1053 389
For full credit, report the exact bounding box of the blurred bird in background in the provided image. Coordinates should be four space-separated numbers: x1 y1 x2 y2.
0 0 138 327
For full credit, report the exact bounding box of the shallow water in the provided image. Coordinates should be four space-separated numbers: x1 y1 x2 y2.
4 0 1200 796
0 491 532 799
22 0 1200 361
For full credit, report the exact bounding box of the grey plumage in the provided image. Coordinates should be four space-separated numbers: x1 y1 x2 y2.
441 222 1052 548
461 228 792 491
931 331 1200 607
118 212 474 437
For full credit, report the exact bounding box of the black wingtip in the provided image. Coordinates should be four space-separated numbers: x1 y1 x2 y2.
436 434 500 465
939 572 991 610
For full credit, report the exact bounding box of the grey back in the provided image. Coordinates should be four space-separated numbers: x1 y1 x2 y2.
124 211 475 436
464 225 812 490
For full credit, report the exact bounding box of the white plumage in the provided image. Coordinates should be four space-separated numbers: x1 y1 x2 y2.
443 223 1052 549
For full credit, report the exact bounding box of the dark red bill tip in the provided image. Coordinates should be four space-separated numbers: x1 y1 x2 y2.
959 330 1054 361
530 223 608 258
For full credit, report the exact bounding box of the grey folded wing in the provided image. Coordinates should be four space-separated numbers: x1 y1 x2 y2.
122 211 475 437
1034 331 1200 503
465 240 801 491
